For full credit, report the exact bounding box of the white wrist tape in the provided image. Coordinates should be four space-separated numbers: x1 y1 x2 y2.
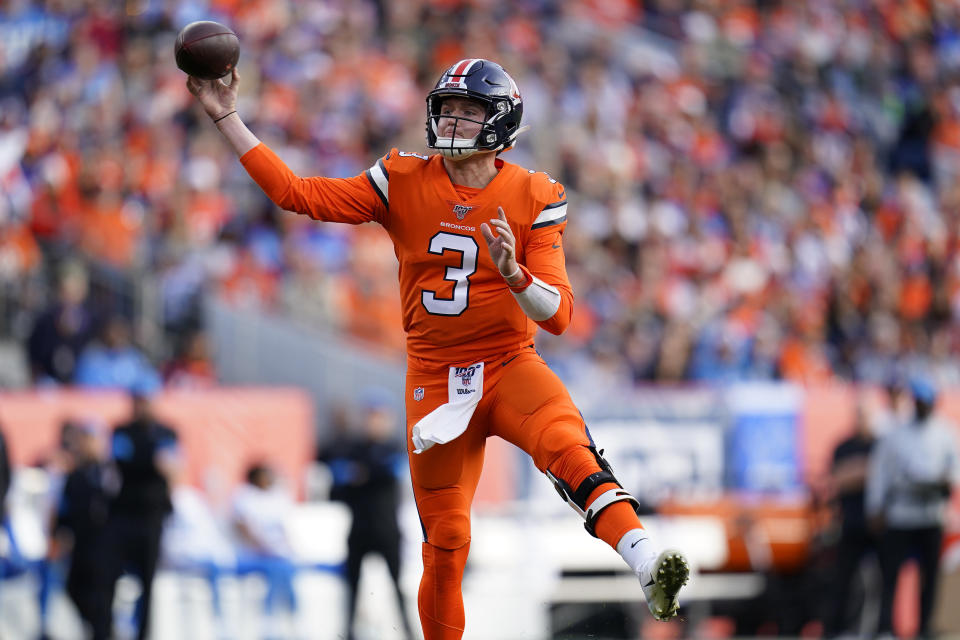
511 275 561 321
502 265 522 281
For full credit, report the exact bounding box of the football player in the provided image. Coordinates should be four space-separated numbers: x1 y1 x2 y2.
187 58 689 639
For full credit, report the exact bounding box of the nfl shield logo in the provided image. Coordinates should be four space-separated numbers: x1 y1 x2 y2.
452 204 473 220
414 387 425 401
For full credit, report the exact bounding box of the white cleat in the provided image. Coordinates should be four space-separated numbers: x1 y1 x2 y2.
638 549 689 621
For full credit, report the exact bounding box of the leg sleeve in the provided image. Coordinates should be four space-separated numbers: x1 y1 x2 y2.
406 367 487 549
405 367 486 640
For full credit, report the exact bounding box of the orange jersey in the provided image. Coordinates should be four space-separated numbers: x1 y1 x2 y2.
240 144 573 364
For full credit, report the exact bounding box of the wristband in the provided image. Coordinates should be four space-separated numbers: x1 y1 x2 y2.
507 267 533 292
213 110 237 124
502 265 522 282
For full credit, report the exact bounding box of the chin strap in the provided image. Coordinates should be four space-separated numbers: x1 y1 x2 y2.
435 124 532 159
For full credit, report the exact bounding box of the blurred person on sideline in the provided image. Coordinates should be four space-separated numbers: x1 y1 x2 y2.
28 419 86 637
26 261 99 385
230 462 299 616
104 388 180 640
0 424 9 524
160 474 235 623
823 396 880 638
186 57 688 639
0 423 11 565
317 389 413 640
50 421 114 640
866 377 960 639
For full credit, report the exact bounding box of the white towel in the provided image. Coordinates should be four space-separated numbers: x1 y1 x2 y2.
412 362 484 454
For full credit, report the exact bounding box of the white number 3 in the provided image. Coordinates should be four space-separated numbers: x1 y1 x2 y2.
421 232 478 316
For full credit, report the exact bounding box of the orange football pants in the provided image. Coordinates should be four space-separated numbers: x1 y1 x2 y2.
405 346 643 640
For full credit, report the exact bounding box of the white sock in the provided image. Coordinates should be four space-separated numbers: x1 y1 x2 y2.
616 528 657 575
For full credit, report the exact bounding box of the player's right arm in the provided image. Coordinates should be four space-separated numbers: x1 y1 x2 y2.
240 145 385 224
186 68 385 224
186 68 258 155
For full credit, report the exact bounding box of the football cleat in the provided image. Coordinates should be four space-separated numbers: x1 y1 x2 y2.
638 549 689 621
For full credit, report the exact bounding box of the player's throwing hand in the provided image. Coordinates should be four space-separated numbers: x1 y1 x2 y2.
185 67 239 122
481 207 520 281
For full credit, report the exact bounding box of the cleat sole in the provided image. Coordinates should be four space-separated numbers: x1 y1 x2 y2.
649 550 689 621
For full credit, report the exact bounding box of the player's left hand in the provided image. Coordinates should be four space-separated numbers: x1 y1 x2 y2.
481 207 521 282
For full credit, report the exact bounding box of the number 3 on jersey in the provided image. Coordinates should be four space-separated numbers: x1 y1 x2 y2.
421 232 478 316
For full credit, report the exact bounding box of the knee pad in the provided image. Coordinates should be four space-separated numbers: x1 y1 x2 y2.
546 445 639 538
427 514 470 550
419 493 471 549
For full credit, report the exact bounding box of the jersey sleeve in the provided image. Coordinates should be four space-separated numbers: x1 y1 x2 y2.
240 143 388 225
520 179 573 335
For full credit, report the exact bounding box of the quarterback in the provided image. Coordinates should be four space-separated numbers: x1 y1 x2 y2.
187 58 688 639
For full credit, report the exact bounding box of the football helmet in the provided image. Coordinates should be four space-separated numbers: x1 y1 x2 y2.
426 59 523 159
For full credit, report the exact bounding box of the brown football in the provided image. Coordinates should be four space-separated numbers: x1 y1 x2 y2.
174 21 240 80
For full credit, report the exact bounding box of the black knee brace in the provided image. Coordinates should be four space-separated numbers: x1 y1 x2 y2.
546 446 640 537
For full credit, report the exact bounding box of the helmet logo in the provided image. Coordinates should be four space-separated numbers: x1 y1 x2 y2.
441 58 480 90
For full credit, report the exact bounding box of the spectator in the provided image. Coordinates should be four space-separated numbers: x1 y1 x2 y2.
866 376 960 639
26 261 99 385
104 390 180 640
74 315 161 393
317 390 413 640
4 0 960 393
161 329 217 389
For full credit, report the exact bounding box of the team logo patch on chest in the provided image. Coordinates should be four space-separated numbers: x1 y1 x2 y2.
447 201 476 220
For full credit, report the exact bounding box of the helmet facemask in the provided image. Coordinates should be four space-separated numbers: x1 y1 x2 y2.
427 97 508 160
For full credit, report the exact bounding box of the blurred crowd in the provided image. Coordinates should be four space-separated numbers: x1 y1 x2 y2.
4 0 960 389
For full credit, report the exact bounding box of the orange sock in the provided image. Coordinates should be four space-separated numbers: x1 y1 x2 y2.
548 447 644 549
587 484 644 548
419 541 470 640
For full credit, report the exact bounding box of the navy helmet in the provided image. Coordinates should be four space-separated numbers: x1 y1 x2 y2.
426 59 523 159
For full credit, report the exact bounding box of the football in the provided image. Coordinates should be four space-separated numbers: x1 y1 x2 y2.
174 20 240 80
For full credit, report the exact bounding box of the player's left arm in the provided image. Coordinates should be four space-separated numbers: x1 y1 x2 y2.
481 200 573 335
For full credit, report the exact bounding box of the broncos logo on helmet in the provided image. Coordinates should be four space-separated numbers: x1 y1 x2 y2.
425 59 524 159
